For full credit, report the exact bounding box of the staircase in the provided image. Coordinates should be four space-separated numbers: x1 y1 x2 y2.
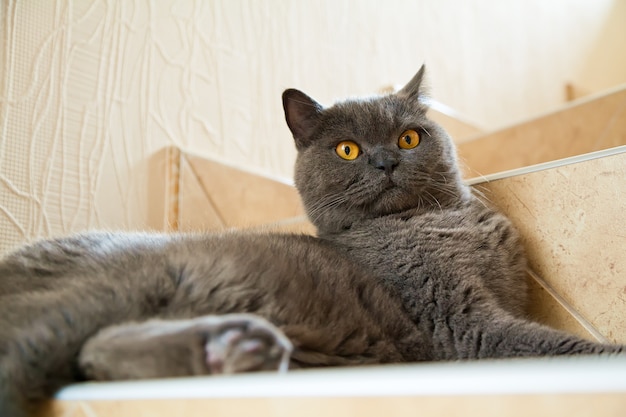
41 86 626 417
457 84 626 178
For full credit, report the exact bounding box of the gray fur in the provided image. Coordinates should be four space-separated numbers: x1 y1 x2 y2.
283 64 623 361
0 231 425 416
1 65 623 417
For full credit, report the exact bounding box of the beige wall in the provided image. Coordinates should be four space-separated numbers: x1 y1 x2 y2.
573 0 626 94
1 0 625 253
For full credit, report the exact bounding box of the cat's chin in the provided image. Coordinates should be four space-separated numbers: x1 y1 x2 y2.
367 182 454 217
366 185 419 216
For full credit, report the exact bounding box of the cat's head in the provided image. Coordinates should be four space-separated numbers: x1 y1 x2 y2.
283 66 470 235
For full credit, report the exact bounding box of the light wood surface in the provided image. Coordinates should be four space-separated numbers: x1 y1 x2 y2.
40 358 626 417
41 394 626 417
458 86 626 177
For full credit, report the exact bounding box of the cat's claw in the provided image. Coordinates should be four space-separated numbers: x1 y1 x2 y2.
204 315 293 374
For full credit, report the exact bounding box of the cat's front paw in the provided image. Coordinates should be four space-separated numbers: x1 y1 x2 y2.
204 314 293 374
79 314 292 381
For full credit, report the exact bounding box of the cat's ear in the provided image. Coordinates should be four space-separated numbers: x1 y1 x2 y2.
396 64 427 100
282 89 323 150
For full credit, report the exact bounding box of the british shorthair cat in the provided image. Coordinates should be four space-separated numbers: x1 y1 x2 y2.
0 65 622 417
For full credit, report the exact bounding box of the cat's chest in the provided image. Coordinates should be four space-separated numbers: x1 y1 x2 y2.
333 211 500 282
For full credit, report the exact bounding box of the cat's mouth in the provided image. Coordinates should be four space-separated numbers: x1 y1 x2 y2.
368 176 435 215
381 176 396 189
374 176 397 197
366 178 409 212
349 174 416 215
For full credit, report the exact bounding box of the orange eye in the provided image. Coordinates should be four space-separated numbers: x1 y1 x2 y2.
398 129 420 149
335 141 360 160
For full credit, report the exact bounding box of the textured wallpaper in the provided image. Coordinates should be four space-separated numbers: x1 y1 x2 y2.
0 0 623 254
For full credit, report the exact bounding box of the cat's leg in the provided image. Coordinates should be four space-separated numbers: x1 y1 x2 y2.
79 314 293 381
452 314 624 359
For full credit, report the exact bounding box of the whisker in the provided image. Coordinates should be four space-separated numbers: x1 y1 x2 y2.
424 190 443 212
470 185 492 205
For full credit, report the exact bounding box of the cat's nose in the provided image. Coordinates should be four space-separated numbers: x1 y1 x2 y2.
374 159 398 174
369 152 399 174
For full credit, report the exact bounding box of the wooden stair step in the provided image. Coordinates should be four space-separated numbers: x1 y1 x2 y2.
458 85 626 178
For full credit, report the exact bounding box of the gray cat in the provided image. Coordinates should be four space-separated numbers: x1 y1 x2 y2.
0 66 622 417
